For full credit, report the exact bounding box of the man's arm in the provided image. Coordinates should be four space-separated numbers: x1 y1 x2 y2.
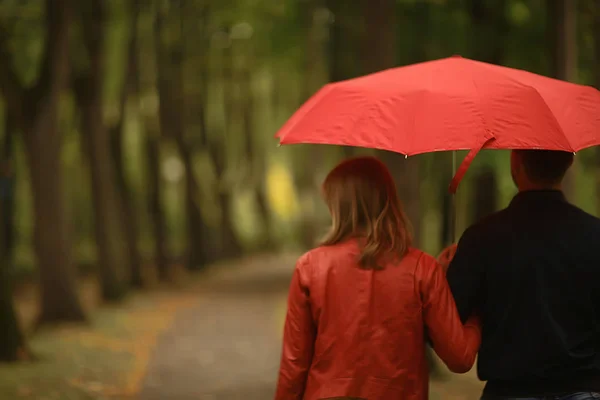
445 228 485 323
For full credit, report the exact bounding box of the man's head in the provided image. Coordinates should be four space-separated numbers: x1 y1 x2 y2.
510 150 574 191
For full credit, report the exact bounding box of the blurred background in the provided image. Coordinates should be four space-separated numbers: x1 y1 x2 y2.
0 0 598 399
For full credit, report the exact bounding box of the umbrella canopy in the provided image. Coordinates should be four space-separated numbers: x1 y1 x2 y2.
276 56 600 193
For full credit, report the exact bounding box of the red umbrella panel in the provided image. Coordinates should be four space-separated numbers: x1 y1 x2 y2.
276 56 600 194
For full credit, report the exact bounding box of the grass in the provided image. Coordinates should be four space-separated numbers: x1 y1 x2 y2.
0 278 199 400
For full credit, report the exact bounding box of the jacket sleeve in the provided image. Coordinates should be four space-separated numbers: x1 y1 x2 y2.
446 227 484 323
419 254 481 373
274 255 316 400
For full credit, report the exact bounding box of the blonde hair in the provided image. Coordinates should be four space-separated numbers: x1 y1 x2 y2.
320 156 412 269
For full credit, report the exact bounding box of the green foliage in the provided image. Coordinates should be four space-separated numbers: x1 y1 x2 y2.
1 0 599 278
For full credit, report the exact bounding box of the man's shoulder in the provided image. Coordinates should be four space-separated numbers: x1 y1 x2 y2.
565 201 600 222
462 208 511 237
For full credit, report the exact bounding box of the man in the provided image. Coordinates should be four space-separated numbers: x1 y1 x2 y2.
440 150 600 400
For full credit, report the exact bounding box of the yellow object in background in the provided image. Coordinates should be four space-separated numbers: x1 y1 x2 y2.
266 163 299 220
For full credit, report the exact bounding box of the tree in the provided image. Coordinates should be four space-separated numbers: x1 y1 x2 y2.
0 0 86 324
362 0 421 245
471 167 498 223
468 0 509 65
455 0 507 228
547 0 577 197
0 109 28 361
137 0 170 280
286 0 331 250
155 0 213 269
214 28 245 258
327 0 361 158
73 0 127 301
109 0 144 288
592 1 600 216
237 41 275 249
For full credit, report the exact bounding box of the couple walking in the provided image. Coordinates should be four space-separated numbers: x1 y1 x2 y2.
274 150 600 400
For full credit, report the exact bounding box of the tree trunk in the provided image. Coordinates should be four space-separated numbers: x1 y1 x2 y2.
74 0 126 301
471 167 498 223
464 0 507 226
110 122 143 287
1 110 16 273
327 0 361 158
0 110 28 362
548 0 577 198
16 0 87 325
594 2 600 217
179 144 207 269
440 183 451 246
23 109 87 323
134 0 169 280
144 131 169 280
291 0 327 250
155 2 209 269
238 51 274 250
109 0 144 287
0 258 25 361
439 153 453 247
214 37 243 259
468 0 508 65
362 0 421 245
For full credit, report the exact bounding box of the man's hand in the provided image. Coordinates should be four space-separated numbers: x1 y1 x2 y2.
437 244 457 273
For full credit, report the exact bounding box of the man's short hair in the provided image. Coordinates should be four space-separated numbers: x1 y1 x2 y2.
515 150 574 185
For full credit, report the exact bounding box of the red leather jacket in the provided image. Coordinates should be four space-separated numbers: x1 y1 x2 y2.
275 240 481 400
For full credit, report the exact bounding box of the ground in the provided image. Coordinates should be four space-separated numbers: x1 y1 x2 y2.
0 254 484 399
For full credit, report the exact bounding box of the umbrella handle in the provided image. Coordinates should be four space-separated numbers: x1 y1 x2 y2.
448 133 495 194
447 133 495 244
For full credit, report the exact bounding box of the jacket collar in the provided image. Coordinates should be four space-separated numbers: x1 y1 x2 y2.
509 189 566 207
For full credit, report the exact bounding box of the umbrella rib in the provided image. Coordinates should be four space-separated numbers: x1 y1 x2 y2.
469 73 492 141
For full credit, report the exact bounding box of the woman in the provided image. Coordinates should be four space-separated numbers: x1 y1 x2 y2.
274 157 480 400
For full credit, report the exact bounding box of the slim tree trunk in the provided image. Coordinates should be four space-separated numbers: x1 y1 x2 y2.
0 249 25 361
362 0 421 245
327 0 361 158
471 167 498 222
135 0 170 280
144 131 169 280
1 110 15 274
110 0 144 287
468 0 508 65
548 0 577 198
0 110 28 361
292 0 327 250
238 49 274 249
74 0 126 301
214 35 243 259
155 2 208 269
466 0 506 226
593 1 600 216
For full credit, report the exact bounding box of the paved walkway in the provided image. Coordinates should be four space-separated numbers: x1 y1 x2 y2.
138 254 297 400
138 253 483 400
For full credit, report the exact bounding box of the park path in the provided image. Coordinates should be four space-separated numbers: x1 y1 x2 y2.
138 254 297 400
137 253 483 400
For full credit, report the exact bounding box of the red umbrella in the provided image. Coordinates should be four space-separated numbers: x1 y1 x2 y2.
276 56 600 194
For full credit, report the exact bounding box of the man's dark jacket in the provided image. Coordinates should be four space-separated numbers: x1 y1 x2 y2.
447 190 600 397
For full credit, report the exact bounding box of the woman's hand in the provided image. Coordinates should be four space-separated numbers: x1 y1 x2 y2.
437 244 457 273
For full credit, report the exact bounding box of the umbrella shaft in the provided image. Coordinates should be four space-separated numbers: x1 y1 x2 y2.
450 151 457 244
450 192 457 244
